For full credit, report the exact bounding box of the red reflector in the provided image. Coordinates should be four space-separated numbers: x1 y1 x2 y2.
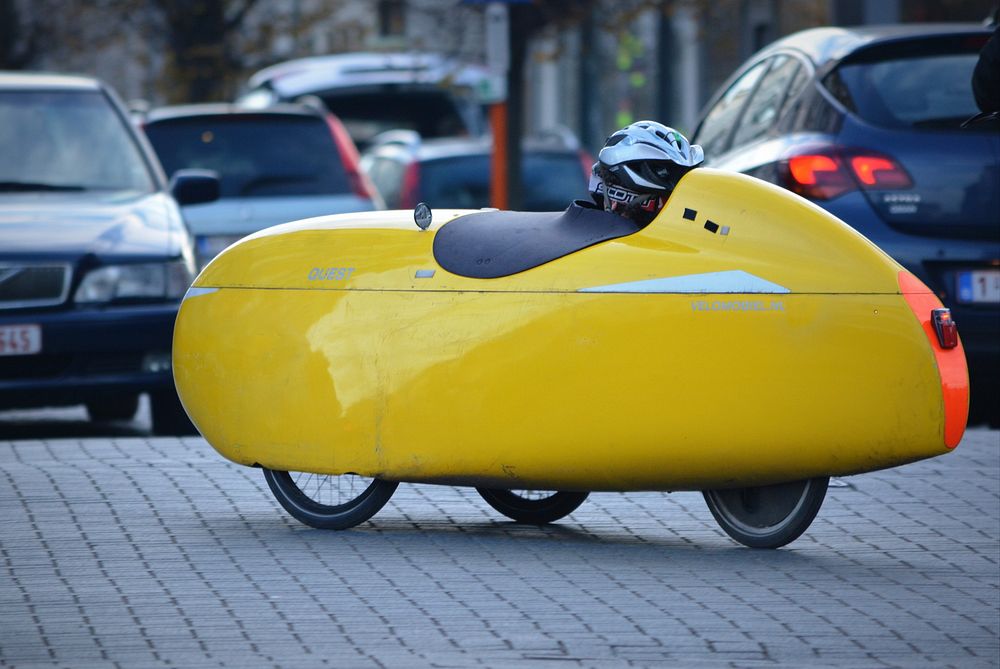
932 308 959 349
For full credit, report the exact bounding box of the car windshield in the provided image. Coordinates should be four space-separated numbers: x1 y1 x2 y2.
420 153 588 211
144 115 351 198
828 48 983 129
320 91 474 151
0 90 154 193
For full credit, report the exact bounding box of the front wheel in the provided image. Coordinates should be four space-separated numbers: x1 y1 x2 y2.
703 477 829 549
263 469 398 530
477 488 589 524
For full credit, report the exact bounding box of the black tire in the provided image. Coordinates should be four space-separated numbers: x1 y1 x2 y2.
476 488 589 524
150 390 197 436
86 394 139 422
263 469 398 530
703 476 829 549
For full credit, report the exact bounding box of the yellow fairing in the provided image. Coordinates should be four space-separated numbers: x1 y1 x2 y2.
174 169 956 491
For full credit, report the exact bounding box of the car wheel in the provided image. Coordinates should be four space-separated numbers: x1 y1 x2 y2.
86 394 139 422
263 469 398 530
150 390 197 436
476 488 589 524
703 477 829 549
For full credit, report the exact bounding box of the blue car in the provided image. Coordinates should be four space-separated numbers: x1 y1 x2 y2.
0 72 218 433
692 24 1000 426
142 104 383 271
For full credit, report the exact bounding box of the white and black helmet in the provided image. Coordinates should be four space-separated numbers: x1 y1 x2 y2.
589 121 704 221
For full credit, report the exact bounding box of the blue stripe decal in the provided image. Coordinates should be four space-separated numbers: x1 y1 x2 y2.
183 286 219 300
579 270 790 294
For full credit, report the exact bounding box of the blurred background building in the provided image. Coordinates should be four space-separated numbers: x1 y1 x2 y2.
1 0 995 151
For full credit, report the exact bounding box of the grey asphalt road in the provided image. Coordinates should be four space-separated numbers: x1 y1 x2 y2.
0 407 997 668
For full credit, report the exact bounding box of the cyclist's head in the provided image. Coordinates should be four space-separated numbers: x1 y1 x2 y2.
589 121 703 225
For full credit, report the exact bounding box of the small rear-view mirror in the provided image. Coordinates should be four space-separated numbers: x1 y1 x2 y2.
170 169 220 206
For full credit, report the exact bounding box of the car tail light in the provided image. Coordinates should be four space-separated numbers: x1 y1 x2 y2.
783 150 912 200
578 149 595 182
325 115 381 202
786 154 854 200
847 155 912 189
399 162 421 209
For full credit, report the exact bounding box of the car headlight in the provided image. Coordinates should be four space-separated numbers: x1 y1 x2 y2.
74 261 194 303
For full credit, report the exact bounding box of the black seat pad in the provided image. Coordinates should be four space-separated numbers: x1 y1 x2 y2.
433 201 641 279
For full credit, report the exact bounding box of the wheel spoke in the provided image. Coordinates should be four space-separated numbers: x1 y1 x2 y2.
263 469 398 530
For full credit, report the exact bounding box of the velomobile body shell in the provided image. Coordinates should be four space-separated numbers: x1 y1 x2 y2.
173 169 967 492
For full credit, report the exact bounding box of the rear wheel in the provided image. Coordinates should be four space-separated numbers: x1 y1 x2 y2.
263 469 398 530
703 477 829 549
477 488 589 524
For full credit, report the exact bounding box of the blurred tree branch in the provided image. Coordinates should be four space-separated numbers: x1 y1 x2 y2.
224 0 259 32
0 0 37 69
498 0 711 207
150 0 262 102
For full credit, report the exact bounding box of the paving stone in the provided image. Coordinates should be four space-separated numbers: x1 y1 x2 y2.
0 428 997 668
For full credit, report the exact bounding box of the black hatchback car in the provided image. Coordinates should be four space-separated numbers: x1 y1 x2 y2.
0 72 217 433
692 24 1000 425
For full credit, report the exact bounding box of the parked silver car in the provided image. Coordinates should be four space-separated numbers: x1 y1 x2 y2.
237 52 489 150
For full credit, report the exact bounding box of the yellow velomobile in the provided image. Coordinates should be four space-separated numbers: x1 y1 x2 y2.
173 168 968 548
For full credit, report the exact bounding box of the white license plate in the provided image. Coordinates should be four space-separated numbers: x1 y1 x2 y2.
957 270 1000 304
0 324 42 356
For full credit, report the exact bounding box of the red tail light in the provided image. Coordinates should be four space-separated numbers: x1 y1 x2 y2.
848 155 912 188
399 162 421 209
578 149 595 182
932 308 959 349
786 154 854 200
784 150 912 200
325 115 380 201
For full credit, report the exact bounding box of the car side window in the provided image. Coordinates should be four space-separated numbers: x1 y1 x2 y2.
774 63 811 132
731 56 802 148
694 61 769 157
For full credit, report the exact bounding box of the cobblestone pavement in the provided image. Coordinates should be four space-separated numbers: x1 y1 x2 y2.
0 423 997 668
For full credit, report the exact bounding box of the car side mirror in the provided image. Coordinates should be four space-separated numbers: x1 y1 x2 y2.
170 169 220 206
